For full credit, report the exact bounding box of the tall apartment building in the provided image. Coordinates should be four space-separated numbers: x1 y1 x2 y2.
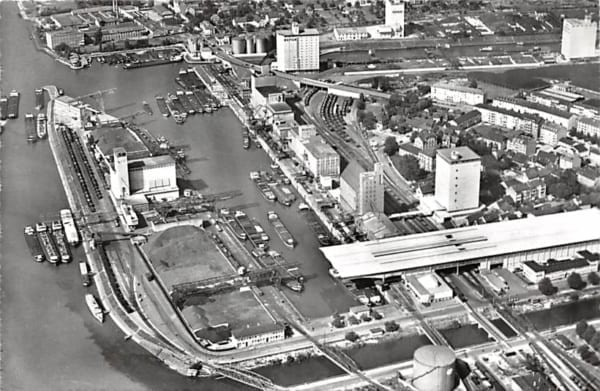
432 81 485 106
385 0 405 37
561 16 598 60
491 97 577 130
577 117 600 139
275 23 319 72
435 147 481 212
340 162 385 215
539 122 568 146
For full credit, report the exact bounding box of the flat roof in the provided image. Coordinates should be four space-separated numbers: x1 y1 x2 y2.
523 258 590 274
494 97 574 119
320 208 600 279
476 103 541 122
128 155 175 170
94 125 149 158
433 81 484 95
305 136 339 158
437 147 480 164
277 28 319 36
256 85 284 97
267 102 292 113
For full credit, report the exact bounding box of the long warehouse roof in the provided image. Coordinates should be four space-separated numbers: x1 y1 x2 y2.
320 209 600 279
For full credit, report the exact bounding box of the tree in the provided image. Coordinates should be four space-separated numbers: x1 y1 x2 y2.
590 333 600 350
588 272 600 286
345 331 360 342
576 320 589 337
538 277 557 296
583 327 597 343
391 155 424 181
384 320 400 332
469 79 478 88
567 272 586 290
383 136 399 156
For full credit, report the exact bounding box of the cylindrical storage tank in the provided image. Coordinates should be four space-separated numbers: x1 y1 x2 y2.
412 345 456 391
232 37 246 55
246 36 256 54
256 37 268 54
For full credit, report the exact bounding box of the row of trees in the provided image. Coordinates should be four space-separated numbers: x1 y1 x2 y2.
538 272 600 296
344 320 400 342
576 321 600 366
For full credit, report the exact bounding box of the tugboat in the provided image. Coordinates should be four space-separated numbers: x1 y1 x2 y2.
85 294 105 323
36 113 47 139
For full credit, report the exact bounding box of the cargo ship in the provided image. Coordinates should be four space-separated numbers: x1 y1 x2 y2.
25 113 36 142
60 209 79 246
36 113 47 139
267 211 295 248
52 229 71 263
24 225 44 262
0 96 7 120
35 88 44 110
79 262 91 287
155 96 170 117
85 294 104 323
7 90 20 119
37 224 60 265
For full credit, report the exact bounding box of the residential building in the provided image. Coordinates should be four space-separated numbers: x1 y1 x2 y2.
432 81 485 106
232 323 285 348
523 256 599 283
384 0 405 37
571 99 600 118
334 27 369 41
435 147 481 212
539 122 568 146
491 97 577 129
414 132 437 151
561 16 598 60
589 147 600 167
558 153 581 170
398 143 421 159
504 178 546 204
506 135 536 157
418 149 436 172
475 103 541 137
45 28 85 50
275 23 319 72
340 162 385 215
405 273 454 305
449 110 481 129
474 125 506 151
577 167 600 188
577 117 600 138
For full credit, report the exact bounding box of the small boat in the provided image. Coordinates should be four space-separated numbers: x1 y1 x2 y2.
7 90 20 119
35 88 44 110
142 101 153 116
79 262 91 287
0 95 8 120
36 113 47 139
25 113 36 142
85 294 105 323
243 134 250 149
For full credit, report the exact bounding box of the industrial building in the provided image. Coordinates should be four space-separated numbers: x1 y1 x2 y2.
53 95 96 129
339 161 385 216
561 16 598 60
320 208 600 280
432 81 485 106
232 323 286 348
522 251 600 283
434 147 481 213
275 23 319 72
405 273 454 304
384 0 405 37
288 125 340 181
45 28 85 50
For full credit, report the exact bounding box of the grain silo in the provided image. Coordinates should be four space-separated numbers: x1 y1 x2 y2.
412 345 456 391
246 36 256 54
232 37 246 55
255 36 268 54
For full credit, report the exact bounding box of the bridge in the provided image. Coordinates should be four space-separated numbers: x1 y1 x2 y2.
273 70 392 100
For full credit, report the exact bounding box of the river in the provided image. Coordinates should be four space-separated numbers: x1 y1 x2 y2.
0 2 360 389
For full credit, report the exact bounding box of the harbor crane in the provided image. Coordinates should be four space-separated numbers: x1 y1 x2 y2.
97 109 147 126
72 88 117 112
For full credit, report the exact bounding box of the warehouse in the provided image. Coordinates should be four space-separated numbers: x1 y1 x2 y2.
320 209 600 280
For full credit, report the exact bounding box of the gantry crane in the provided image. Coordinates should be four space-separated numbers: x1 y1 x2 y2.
72 88 117 112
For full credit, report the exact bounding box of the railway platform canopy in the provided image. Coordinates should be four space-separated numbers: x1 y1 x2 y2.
320 208 600 279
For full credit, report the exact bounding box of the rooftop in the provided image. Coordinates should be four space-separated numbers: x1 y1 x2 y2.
232 323 284 339
433 80 484 95
341 160 366 193
493 97 575 119
579 116 600 127
304 136 339 158
277 27 319 36
475 103 541 122
94 125 149 158
523 257 591 274
256 85 284 97
320 208 600 279
267 102 292 113
437 147 480 164
128 155 175 170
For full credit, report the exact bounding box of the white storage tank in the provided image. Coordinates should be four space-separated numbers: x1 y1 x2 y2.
232 37 246 55
246 36 256 54
412 345 456 391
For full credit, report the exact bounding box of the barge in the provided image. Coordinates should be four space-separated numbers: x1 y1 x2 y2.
24 225 44 262
37 224 60 265
79 262 91 287
52 229 71 263
25 113 36 142
0 96 7 120
7 90 20 119
267 211 295 248
60 209 79 246
155 96 170 117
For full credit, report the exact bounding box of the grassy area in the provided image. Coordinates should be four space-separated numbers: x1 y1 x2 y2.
145 225 233 289
181 290 272 331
